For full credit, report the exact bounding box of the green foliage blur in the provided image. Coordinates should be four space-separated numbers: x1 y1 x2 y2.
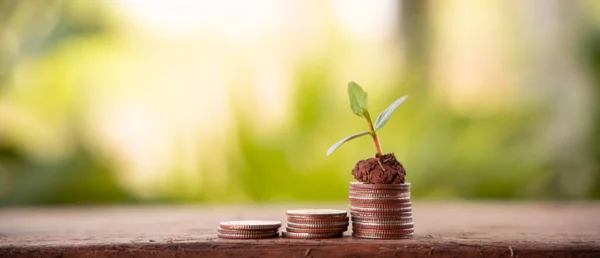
1 0 600 206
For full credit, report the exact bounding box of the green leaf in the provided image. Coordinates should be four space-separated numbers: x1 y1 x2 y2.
374 95 408 130
326 131 370 156
348 81 368 117
362 108 372 123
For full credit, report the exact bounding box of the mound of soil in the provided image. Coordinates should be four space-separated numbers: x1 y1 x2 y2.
351 153 406 184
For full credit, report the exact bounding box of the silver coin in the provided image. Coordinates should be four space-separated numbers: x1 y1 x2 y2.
287 216 349 224
282 231 343 239
352 232 414 239
349 201 413 208
351 217 413 224
287 221 349 229
218 232 280 239
219 220 281 230
286 209 347 217
217 227 278 234
350 206 412 213
349 182 411 189
349 196 411 202
349 193 411 199
352 221 414 229
285 227 347 234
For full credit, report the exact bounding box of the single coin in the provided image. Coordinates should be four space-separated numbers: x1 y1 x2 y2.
219 220 281 230
351 216 412 224
350 204 412 211
348 185 410 193
286 209 347 218
351 217 412 224
348 196 410 203
287 221 349 229
349 196 411 201
349 197 411 203
218 232 280 239
350 210 412 217
282 231 343 239
352 228 414 236
349 201 412 208
285 226 347 234
350 181 411 187
287 216 349 224
217 227 278 235
350 206 412 213
350 186 410 191
352 212 412 221
352 222 414 230
352 227 414 234
353 227 414 233
352 232 413 239
349 192 411 199
350 203 411 210
351 210 413 216
350 190 410 196
350 182 411 189
351 213 413 219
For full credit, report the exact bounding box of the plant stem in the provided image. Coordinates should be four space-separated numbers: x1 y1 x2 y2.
367 120 384 157
373 132 384 157
363 109 383 157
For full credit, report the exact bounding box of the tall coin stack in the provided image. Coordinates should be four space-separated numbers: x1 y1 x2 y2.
282 209 348 239
349 182 414 239
217 220 281 239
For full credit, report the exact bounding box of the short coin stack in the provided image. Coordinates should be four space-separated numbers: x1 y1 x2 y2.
217 220 281 239
282 209 348 239
349 182 414 239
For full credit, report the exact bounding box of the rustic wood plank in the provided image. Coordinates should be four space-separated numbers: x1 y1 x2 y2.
1 202 599 257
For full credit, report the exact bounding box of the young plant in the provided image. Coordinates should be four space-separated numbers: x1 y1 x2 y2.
326 81 408 157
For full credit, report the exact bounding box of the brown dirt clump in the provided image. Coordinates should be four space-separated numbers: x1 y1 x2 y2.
351 153 406 184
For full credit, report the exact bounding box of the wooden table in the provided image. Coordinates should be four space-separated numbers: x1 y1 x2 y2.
1 202 599 257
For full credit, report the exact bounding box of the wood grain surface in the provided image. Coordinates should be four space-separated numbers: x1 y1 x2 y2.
1 202 599 257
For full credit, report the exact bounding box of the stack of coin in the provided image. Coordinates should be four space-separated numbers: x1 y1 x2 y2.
349 182 414 239
217 220 281 239
282 209 348 239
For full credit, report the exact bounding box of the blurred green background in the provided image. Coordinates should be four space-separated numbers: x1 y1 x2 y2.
1 0 600 206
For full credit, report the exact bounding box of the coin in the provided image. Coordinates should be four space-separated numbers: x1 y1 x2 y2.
349 201 412 208
217 232 280 239
349 195 411 201
352 226 415 234
219 220 281 230
349 182 411 189
350 190 410 196
350 206 412 213
351 217 412 224
351 215 413 221
349 187 410 193
285 227 347 234
350 208 413 214
349 193 411 199
217 227 278 235
350 186 410 192
348 181 415 240
352 222 414 230
286 209 347 218
287 216 349 224
352 228 414 236
349 188 411 193
287 221 349 229
351 210 413 216
282 231 343 239
352 232 413 239
350 211 412 218
349 197 411 203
